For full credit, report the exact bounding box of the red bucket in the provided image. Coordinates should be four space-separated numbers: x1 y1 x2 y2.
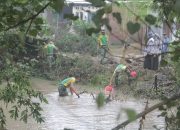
130 71 137 78
105 85 113 92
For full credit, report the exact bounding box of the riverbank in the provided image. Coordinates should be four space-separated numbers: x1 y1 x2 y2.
29 77 153 101
31 42 177 101
31 69 179 100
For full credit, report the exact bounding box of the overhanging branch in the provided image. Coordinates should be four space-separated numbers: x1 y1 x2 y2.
5 2 51 31
25 19 34 34
112 94 180 130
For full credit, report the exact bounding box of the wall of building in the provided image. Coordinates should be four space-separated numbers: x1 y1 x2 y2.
72 3 99 22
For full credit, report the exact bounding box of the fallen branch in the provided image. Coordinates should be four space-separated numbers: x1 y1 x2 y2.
79 90 88 95
158 81 176 87
139 100 149 130
112 94 180 130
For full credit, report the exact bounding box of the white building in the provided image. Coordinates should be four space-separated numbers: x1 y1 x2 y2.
62 0 99 22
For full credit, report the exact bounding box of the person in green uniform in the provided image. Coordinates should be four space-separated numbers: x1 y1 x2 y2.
110 64 137 87
113 64 128 87
44 40 58 59
58 77 80 98
97 28 109 64
44 40 58 67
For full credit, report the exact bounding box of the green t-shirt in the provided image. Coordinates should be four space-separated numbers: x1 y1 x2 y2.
114 64 127 73
47 44 56 55
101 35 108 46
59 77 75 87
98 34 108 46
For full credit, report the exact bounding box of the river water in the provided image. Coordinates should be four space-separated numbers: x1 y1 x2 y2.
5 91 165 130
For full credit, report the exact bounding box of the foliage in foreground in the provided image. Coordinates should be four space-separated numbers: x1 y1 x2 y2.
0 62 48 128
0 0 63 128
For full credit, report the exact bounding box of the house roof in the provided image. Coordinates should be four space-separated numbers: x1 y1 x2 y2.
66 0 91 4
65 0 111 4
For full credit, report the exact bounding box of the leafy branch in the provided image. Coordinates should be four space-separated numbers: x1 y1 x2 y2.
5 1 51 31
112 93 180 130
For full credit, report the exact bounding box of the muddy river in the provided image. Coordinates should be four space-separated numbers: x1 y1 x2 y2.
4 91 165 130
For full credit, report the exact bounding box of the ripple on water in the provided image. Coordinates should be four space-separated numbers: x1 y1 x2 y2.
6 92 165 130
40 92 165 130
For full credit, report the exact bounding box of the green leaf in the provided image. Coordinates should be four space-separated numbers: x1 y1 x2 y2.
20 109 28 123
51 0 64 12
145 14 157 25
86 28 100 36
127 21 140 35
174 0 180 14
158 105 166 111
29 29 38 36
101 18 111 31
34 17 44 25
92 8 105 27
104 4 112 14
112 12 122 24
9 106 19 120
96 92 105 109
166 101 177 108
106 24 112 32
0 108 6 128
158 112 167 117
86 0 105 7
160 59 168 67
13 6 23 12
123 108 136 121
64 14 79 20
14 0 28 4
114 1 121 6
177 110 180 119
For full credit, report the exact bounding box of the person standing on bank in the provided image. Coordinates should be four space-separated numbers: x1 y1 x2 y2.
162 33 170 54
44 40 58 59
144 33 161 71
97 27 109 64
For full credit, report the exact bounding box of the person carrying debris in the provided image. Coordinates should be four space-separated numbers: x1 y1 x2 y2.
110 64 137 87
58 77 80 98
97 28 109 64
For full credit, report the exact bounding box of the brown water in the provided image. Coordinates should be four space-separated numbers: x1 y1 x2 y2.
5 91 165 130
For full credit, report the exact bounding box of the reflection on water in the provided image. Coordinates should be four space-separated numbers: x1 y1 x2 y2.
6 92 165 130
